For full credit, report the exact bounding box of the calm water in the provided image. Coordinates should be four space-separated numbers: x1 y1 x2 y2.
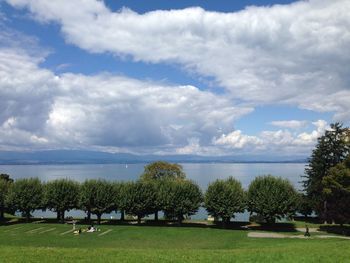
0 163 306 220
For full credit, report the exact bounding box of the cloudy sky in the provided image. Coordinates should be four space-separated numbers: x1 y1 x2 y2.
0 0 349 157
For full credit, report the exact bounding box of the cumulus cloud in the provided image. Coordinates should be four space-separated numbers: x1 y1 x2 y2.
270 120 307 129
213 120 329 154
0 45 252 153
213 130 262 149
6 0 350 122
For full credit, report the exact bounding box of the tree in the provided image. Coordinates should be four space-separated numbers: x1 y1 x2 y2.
114 181 129 221
6 178 43 221
296 193 313 218
0 173 14 183
0 179 10 219
247 175 298 223
322 155 350 224
205 177 245 225
123 181 157 224
303 123 350 221
140 161 186 180
160 179 202 224
44 179 80 222
80 179 115 224
140 161 186 220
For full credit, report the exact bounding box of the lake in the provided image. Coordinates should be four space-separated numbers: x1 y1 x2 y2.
0 163 307 221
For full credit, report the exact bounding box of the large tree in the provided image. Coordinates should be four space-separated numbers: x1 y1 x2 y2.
303 123 350 221
114 181 129 221
205 177 245 224
140 161 186 220
123 181 157 224
247 175 298 223
6 178 43 221
80 179 115 224
0 179 10 219
44 179 80 222
160 179 202 224
322 155 350 224
0 173 13 183
140 161 186 180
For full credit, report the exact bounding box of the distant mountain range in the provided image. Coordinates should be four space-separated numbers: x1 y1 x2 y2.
0 150 307 165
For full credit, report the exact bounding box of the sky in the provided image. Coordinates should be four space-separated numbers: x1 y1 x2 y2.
0 0 349 157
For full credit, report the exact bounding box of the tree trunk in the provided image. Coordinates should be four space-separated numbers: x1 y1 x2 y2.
177 214 183 225
97 213 101 225
87 210 91 222
120 210 125 221
223 217 230 228
154 211 158 221
26 210 30 222
57 210 61 221
323 200 328 224
61 210 65 223
0 208 4 219
137 215 141 224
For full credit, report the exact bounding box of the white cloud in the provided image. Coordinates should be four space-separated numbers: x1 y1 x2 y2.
213 130 262 149
6 0 350 122
0 46 253 153
212 120 329 154
270 120 308 129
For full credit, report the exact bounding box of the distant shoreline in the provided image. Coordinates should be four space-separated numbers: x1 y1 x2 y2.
0 161 307 165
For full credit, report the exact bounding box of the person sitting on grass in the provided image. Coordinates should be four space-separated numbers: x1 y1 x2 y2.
73 228 82 235
87 225 97 233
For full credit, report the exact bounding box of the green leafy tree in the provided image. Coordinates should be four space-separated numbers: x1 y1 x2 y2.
322 155 350 224
205 177 245 224
160 180 202 224
6 178 43 221
0 173 13 183
80 179 115 224
113 181 128 221
247 175 298 223
124 181 157 224
303 123 350 221
0 179 10 219
296 193 313 218
44 179 80 222
140 161 186 220
141 161 186 180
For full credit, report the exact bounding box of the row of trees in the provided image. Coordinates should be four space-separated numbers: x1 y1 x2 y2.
1 172 303 224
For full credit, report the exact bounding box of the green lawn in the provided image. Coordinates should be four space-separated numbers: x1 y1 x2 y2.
0 220 349 262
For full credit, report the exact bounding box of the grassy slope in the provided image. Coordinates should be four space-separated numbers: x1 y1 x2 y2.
0 222 349 262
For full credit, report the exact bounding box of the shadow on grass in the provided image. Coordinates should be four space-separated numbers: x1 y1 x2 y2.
247 223 298 232
293 216 323 225
4 216 349 235
319 225 350 236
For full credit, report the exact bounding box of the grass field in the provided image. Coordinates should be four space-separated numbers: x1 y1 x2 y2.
1 219 350 262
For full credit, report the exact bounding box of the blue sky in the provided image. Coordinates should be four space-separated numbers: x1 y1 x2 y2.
0 0 349 156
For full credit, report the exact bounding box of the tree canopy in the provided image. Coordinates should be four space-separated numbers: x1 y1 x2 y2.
205 177 245 224
247 175 298 223
160 179 202 223
303 123 350 220
6 178 43 221
123 181 157 224
44 179 80 222
322 155 350 224
80 179 115 224
140 161 186 180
